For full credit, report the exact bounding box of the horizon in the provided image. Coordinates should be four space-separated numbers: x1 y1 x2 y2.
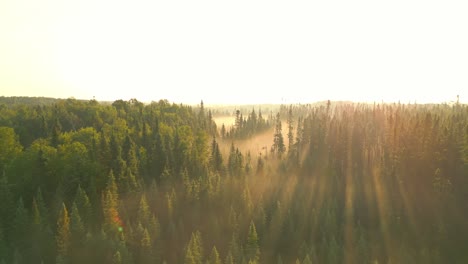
1 94 464 106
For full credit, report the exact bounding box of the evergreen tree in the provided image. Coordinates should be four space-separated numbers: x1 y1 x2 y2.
0 174 14 241
228 232 241 264
245 221 260 262
13 197 29 258
210 137 223 173
207 246 221 264
139 228 153 264
272 113 285 157
74 185 92 231
137 193 151 226
302 254 312 264
287 106 294 152
56 203 70 263
112 250 122 264
102 171 121 238
186 231 203 264
70 203 85 247
221 124 226 139
225 252 235 264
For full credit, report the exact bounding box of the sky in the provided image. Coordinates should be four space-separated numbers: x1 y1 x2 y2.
1 0 467 104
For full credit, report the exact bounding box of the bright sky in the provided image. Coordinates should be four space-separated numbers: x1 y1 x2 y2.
1 0 467 104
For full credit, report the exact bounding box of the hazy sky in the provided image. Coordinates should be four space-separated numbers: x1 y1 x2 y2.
1 0 467 104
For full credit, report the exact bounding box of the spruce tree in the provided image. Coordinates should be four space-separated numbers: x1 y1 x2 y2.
208 246 221 264
56 203 70 262
245 221 260 262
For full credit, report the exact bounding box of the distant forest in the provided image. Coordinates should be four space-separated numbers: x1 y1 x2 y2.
0 97 467 263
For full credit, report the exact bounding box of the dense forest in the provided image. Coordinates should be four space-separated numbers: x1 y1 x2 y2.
0 97 467 263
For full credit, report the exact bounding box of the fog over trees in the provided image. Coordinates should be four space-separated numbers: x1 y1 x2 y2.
0 97 467 263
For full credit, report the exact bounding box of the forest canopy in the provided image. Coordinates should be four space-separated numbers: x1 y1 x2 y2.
0 97 467 263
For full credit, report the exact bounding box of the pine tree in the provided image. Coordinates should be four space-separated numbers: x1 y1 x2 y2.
33 189 54 264
30 198 42 261
186 231 203 264
112 250 122 264
74 185 92 230
210 137 223 173
246 221 260 262
272 113 285 157
140 228 153 264
207 246 221 264
287 106 294 152
185 245 196 264
225 252 235 264
102 171 121 238
149 214 162 264
35 188 49 228
221 124 226 139
137 193 150 226
302 254 312 264
327 236 340 264
13 197 29 256
0 174 14 241
56 203 70 262
228 231 241 264
70 203 85 247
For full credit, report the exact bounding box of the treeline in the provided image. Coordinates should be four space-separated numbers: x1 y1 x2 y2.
0 96 80 106
220 109 271 139
0 98 467 263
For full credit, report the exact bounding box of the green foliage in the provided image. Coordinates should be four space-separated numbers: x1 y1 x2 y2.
207 246 221 264
0 98 467 263
0 127 22 172
185 231 203 264
56 203 70 260
70 203 85 246
246 221 260 262
224 108 270 139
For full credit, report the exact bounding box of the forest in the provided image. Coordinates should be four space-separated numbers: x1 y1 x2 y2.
0 97 467 263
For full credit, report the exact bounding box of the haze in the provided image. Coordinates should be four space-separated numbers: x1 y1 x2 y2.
1 0 467 104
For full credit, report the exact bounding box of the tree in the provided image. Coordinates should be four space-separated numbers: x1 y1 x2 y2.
302 254 312 264
70 203 85 247
207 246 221 264
149 214 162 264
327 236 340 264
0 127 22 174
56 203 70 262
74 185 92 231
221 124 226 139
228 232 241 264
139 228 153 264
287 106 294 152
225 252 235 264
32 189 54 264
271 113 285 157
102 171 121 238
112 251 122 264
13 197 29 258
137 193 151 226
246 221 260 262
185 231 203 264
210 137 223 173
